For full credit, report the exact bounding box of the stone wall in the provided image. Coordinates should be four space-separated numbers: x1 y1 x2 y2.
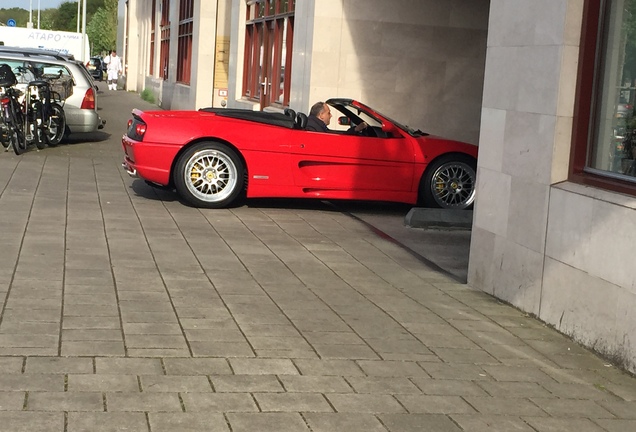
469 0 636 373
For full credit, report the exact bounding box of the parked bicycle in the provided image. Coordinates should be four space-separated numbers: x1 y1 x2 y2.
0 63 23 153
25 79 67 149
0 64 66 155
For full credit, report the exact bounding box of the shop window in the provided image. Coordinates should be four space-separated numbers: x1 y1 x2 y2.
243 0 294 109
177 0 193 84
572 0 636 194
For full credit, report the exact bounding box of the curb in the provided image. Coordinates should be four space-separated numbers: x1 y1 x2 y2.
405 208 473 229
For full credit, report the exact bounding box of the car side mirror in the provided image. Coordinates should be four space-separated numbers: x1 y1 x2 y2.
337 116 351 126
382 123 401 136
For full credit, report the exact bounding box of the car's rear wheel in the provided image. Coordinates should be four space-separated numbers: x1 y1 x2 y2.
420 154 476 209
174 141 245 208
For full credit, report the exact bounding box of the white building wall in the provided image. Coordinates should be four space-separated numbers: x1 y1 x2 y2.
122 0 144 93
122 0 229 110
469 0 636 373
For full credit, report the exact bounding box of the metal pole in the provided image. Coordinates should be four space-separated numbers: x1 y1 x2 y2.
28 0 33 28
37 0 40 29
81 0 87 61
76 0 80 33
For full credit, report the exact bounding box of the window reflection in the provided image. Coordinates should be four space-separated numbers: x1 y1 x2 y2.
243 0 294 108
591 0 636 179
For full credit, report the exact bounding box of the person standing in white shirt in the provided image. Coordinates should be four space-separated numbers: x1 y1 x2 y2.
104 50 122 91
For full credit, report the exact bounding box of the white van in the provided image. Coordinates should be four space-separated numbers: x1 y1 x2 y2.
0 26 90 62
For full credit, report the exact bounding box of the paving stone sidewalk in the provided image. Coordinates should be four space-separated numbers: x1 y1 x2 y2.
0 92 635 431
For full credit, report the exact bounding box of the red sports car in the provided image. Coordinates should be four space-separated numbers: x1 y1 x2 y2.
122 98 478 209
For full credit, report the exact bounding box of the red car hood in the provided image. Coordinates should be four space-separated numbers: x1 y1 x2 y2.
414 134 479 159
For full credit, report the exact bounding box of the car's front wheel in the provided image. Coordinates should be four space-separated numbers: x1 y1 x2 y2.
174 142 245 208
420 154 476 209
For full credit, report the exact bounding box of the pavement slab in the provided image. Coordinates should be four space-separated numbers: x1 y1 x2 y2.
0 90 635 430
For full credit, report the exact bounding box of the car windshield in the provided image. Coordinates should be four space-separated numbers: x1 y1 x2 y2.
335 100 427 137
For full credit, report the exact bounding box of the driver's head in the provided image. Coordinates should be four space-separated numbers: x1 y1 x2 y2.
310 102 332 126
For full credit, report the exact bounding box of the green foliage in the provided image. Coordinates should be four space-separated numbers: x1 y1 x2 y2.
141 88 156 104
36 10 57 30
87 0 117 56
1 1 115 57
1 1 105 33
51 2 79 31
0 8 29 27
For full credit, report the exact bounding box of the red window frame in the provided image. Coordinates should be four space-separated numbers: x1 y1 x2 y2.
159 0 170 80
243 0 295 108
176 0 194 84
570 0 636 196
150 0 156 75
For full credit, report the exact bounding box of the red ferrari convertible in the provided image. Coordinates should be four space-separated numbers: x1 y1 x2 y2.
122 98 478 209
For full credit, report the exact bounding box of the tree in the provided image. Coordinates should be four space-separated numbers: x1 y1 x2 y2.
0 8 29 27
87 0 117 56
50 0 105 33
1 1 113 57
38 9 57 30
51 2 79 31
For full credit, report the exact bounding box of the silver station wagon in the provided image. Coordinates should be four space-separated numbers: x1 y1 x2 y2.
0 48 104 139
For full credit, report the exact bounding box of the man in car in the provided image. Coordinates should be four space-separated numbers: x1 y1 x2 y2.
306 101 367 133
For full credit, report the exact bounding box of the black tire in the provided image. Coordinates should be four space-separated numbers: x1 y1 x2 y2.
30 99 47 150
173 142 245 208
10 111 26 156
5 126 19 154
0 127 10 150
34 129 47 149
11 129 26 155
44 104 66 147
419 154 477 210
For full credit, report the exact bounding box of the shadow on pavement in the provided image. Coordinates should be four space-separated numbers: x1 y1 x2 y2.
64 131 111 144
331 201 471 283
127 180 472 282
130 179 180 203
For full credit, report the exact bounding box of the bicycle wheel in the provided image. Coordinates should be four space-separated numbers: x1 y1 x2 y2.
10 109 27 156
11 131 27 155
0 125 10 151
44 103 65 147
6 125 20 154
32 100 47 150
1 106 12 151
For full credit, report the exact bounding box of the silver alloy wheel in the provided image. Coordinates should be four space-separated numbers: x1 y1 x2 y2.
183 148 239 203
429 161 476 209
